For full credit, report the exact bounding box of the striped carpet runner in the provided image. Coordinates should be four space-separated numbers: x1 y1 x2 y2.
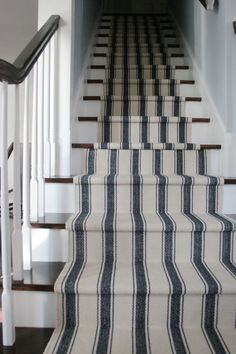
45 14 236 354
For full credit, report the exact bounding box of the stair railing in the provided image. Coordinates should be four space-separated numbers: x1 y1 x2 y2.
0 15 60 347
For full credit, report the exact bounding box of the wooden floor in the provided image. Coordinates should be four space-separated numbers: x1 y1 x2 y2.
0 325 53 354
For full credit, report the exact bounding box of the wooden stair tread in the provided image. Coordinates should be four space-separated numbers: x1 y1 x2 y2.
77 116 210 123
87 79 194 84
45 176 74 183
95 44 181 48
92 53 185 57
224 178 236 184
31 213 71 229
90 65 190 69
0 262 65 292
83 95 202 102
102 13 170 16
72 143 221 150
44 175 236 185
97 33 177 38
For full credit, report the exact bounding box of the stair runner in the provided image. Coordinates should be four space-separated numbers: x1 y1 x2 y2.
44 14 236 354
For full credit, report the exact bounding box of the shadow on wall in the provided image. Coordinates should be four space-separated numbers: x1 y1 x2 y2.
103 0 168 14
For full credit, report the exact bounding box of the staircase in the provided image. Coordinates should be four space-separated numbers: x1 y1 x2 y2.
42 13 236 354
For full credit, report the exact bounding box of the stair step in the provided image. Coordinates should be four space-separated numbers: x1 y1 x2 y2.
31 213 71 229
102 13 170 17
97 33 177 38
225 178 236 185
72 143 221 150
77 116 210 123
87 79 194 84
98 25 174 30
44 177 74 183
45 176 236 185
83 95 202 102
90 64 190 70
0 262 64 292
93 53 185 58
95 43 181 48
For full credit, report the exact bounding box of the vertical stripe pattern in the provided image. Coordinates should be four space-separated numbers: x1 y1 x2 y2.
44 12 236 354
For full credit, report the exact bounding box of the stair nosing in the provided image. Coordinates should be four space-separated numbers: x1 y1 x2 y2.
92 53 185 58
90 65 190 70
82 95 202 102
72 143 221 150
77 116 210 123
86 79 194 84
44 175 236 185
95 44 181 48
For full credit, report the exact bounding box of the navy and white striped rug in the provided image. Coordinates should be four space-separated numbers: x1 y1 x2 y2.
44 13 236 354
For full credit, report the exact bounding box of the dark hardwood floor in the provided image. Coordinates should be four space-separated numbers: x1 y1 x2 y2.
0 325 53 354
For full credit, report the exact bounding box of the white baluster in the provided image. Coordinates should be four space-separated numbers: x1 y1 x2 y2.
12 85 23 280
38 55 45 217
22 77 32 270
0 81 15 346
50 33 58 176
44 45 51 177
30 64 39 221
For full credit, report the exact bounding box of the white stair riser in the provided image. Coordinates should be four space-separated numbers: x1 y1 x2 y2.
14 291 56 328
72 121 213 145
31 229 68 262
75 183 223 214
98 29 176 35
65 230 235 264
44 183 76 213
78 101 205 118
91 56 185 66
55 291 235 321
94 46 183 54
81 150 215 175
84 83 198 96
96 36 180 45
71 148 221 176
88 68 193 80
43 182 236 214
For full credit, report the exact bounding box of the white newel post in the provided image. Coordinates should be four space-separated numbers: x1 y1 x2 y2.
12 85 23 280
30 65 39 221
22 77 32 270
38 55 45 217
0 81 15 346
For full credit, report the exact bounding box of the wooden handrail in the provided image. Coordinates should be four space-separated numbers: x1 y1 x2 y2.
0 15 60 84
198 0 215 10
7 142 14 159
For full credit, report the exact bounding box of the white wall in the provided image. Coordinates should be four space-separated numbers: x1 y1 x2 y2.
0 0 38 189
72 0 102 95
168 0 236 133
0 0 38 62
103 0 166 14
38 0 102 175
